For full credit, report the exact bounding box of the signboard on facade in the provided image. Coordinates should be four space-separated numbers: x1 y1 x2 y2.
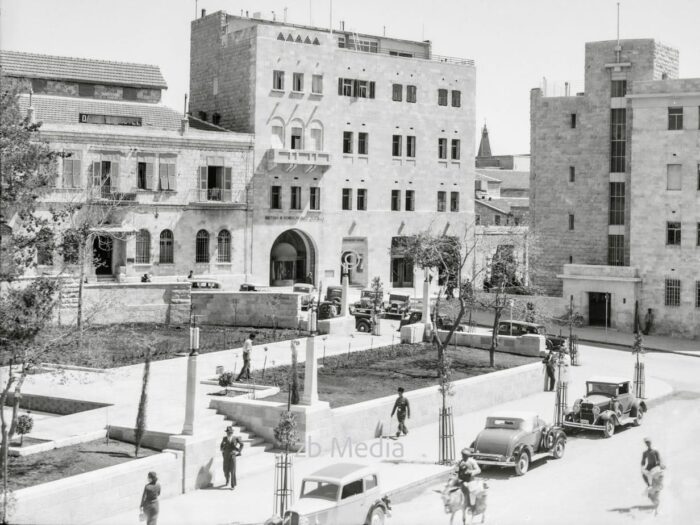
79 113 142 126
264 214 323 222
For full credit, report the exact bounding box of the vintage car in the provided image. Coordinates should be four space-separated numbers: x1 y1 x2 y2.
384 293 411 319
293 283 317 311
351 289 385 316
496 320 568 351
190 279 221 289
563 376 646 438
239 282 268 292
325 285 343 305
469 411 566 476
282 463 391 525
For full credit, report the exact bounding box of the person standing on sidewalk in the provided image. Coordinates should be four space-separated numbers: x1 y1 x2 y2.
139 471 161 525
236 333 255 382
542 350 556 391
391 387 410 437
220 426 244 490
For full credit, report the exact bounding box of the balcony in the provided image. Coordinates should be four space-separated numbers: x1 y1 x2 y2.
267 148 331 173
187 189 245 208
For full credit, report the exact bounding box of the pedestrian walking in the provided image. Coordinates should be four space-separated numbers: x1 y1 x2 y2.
139 471 160 525
220 426 244 489
543 350 556 391
391 387 410 437
236 333 255 381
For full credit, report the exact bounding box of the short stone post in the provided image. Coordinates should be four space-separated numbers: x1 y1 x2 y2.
301 337 319 405
182 326 199 435
340 272 349 317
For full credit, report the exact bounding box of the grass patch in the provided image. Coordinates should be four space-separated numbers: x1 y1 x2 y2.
5 439 158 491
248 343 538 408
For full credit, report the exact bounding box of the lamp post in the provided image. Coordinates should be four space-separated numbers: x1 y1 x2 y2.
262 347 269 379
182 319 200 435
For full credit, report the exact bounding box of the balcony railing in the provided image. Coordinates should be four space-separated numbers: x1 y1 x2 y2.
188 188 245 204
337 41 474 66
267 148 331 172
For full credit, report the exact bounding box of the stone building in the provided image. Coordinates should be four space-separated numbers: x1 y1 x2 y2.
189 11 476 291
1 50 254 287
530 39 699 338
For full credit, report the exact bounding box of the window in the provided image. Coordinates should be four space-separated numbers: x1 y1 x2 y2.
341 480 364 500
569 166 575 182
217 230 231 263
364 475 378 491
668 107 683 130
342 188 352 210
123 87 137 101
568 214 575 230
78 83 95 97
495 215 501 226
212 113 221 126
697 222 700 246
667 164 682 190
406 136 416 158
290 186 301 210
405 190 415 211
195 230 209 263
271 125 284 149
407 85 416 103
610 108 626 172
392 84 403 102
608 235 624 266
451 90 461 107
665 278 681 307
611 80 627 97
696 281 700 309
159 230 174 264
198 111 208 122
312 74 323 94
213 77 219 95
342 78 353 96
135 230 151 264
158 157 176 191
36 228 53 266
198 165 231 201
609 182 625 225
293 72 304 92
62 151 81 188
451 139 461 160
137 162 149 189
357 189 367 211
291 127 303 150
438 138 447 160
355 80 368 98
343 131 353 154
270 186 282 209
438 89 448 106
273 70 285 90
450 192 459 212
310 187 321 210
475 214 481 225
570 113 577 128
666 221 681 245
437 191 446 212
391 190 401 211
31 78 47 93
358 132 368 155
310 127 323 151
392 135 402 157
338 78 375 98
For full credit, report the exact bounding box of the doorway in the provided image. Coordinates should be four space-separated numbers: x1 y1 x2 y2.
93 236 113 276
588 292 611 327
391 258 414 288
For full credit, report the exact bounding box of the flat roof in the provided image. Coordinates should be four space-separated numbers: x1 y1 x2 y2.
309 463 372 482
489 411 538 420
587 376 630 384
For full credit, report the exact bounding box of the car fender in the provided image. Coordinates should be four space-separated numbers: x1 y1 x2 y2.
364 497 391 524
632 399 647 415
512 443 533 460
599 411 619 426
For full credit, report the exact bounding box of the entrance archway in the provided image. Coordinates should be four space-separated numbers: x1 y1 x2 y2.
270 229 316 286
93 236 113 276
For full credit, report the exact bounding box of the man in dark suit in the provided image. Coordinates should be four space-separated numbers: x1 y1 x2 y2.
220 426 244 489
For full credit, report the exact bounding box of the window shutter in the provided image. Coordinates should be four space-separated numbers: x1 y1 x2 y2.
159 163 168 190
92 161 101 186
353 79 359 97
73 159 82 188
199 167 207 201
338 78 343 95
145 162 155 190
167 164 176 191
369 81 375 99
224 167 232 200
111 162 119 187
63 159 73 188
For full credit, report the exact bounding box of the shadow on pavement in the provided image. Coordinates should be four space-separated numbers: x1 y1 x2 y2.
608 503 657 514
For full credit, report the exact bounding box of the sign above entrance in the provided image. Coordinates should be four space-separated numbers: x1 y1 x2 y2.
264 214 323 222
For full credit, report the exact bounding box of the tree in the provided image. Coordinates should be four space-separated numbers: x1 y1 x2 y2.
134 349 151 457
15 415 33 447
289 342 300 405
369 276 384 335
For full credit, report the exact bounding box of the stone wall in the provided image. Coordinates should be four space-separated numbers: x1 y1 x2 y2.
191 290 302 328
435 330 546 357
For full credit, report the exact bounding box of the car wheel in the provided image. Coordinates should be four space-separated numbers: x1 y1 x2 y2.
357 321 370 333
514 451 530 476
552 437 566 459
603 419 615 438
633 407 645 427
369 507 385 525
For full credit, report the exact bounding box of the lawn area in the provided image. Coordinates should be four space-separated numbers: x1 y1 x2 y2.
252 343 538 408
5 439 158 491
26 324 305 368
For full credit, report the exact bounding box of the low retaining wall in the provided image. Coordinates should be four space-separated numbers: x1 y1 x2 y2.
212 362 544 453
192 291 302 328
108 426 173 451
5 392 110 415
436 329 546 357
317 315 355 335
11 450 183 525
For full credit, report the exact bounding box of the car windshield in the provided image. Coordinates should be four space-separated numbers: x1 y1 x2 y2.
485 418 522 430
300 480 340 501
587 383 618 396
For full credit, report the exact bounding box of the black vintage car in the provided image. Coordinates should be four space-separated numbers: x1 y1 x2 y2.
497 320 568 350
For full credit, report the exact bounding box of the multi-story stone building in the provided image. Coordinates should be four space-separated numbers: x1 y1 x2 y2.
531 39 699 338
189 11 475 290
1 50 254 286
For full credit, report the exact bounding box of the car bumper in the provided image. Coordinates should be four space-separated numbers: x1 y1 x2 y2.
563 421 605 431
472 454 514 467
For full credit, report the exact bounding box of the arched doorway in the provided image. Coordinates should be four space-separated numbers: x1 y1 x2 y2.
270 229 316 286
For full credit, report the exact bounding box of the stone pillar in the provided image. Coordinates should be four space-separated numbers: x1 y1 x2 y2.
182 327 199 435
125 235 136 277
340 272 349 317
301 337 319 405
422 268 432 336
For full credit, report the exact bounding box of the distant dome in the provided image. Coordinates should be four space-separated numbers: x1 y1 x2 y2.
271 242 297 261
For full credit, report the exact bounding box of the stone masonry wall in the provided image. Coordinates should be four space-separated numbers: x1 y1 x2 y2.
191 290 302 328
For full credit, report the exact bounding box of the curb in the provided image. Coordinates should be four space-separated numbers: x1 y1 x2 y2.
578 338 700 359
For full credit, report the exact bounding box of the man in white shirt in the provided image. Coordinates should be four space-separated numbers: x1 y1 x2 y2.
236 333 255 381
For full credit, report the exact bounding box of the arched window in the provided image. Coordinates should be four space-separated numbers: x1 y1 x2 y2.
308 120 324 151
277 32 285 41
135 229 150 264
289 119 304 150
36 228 54 265
195 230 209 263
217 230 231 263
270 118 285 149
159 230 174 264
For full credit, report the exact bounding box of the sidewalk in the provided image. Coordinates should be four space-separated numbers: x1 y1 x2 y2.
90 343 673 525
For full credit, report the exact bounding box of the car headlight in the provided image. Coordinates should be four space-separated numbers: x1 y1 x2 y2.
592 405 601 418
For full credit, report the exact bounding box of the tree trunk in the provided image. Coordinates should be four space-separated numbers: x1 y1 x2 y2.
76 242 87 339
490 307 503 368
134 355 151 457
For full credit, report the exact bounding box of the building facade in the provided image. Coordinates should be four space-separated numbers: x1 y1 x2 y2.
530 39 699 337
2 50 254 287
189 11 476 290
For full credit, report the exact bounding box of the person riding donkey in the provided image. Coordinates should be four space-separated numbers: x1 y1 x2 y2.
450 448 481 506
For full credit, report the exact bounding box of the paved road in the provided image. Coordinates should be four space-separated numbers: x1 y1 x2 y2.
389 347 700 525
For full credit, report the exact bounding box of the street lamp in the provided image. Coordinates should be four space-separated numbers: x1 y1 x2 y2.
182 317 200 435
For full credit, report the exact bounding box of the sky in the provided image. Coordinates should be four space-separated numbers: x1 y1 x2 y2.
2 0 699 154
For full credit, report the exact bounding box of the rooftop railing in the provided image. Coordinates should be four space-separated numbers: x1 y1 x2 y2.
337 43 474 66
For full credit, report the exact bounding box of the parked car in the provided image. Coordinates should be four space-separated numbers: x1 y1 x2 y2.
496 320 568 351
397 310 457 331
351 289 385 316
293 283 317 311
190 279 221 289
282 463 391 525
563 376 646 438
239 283 267 292
325 285 343 305
352 310 384 333
384 293 411 319
469 411 567 476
